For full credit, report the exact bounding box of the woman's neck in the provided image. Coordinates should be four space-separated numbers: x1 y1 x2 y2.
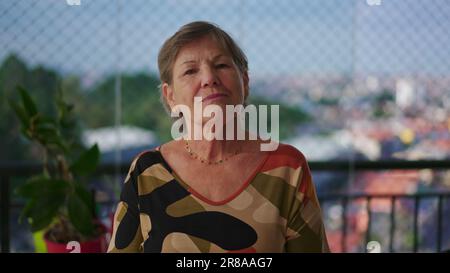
182 116 264 161
184 138 241 162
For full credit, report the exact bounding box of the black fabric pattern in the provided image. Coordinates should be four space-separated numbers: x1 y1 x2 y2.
115 151 257 252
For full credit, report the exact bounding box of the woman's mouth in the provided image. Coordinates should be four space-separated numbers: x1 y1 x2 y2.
202 93 228 102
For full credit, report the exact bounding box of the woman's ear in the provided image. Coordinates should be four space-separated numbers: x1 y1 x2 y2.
162 82 175 109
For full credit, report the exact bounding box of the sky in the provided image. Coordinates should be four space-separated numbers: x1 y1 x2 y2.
1 0 450 78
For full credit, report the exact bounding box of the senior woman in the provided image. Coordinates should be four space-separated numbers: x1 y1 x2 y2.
108 21 329 253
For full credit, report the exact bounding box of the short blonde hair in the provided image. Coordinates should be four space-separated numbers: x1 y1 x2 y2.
157 21 248 114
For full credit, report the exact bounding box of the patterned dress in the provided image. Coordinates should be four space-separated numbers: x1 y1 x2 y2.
107 143 329 253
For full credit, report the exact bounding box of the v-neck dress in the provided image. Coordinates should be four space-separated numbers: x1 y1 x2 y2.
107 144 329 253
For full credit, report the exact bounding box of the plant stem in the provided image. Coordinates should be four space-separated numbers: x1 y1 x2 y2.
42 147 49 177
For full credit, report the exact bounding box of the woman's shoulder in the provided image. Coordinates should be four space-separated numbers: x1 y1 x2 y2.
258 143 313 192
127 145 166 173
274 142 306 157
262 142 309 171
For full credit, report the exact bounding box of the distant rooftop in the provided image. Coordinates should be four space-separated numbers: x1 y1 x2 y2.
83 125 157 153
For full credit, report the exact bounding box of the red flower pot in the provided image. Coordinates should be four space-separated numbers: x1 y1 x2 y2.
43 224 108 253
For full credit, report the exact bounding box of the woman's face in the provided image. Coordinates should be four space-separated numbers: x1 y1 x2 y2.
162 35 249 119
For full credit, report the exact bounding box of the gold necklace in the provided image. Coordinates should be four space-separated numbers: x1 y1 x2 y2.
184 140 240 165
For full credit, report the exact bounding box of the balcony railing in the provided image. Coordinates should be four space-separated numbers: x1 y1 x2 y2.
1 159 450 253
319 192 450 253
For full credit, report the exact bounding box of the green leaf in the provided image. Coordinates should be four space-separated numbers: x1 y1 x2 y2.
17 86 38 117
33 116 66 151
20 182 68 232
15 177 46 198
16 177 70 199
20 127 32 140
74 184 95 217
36 116 58 126
21 199 60 232
68 192 95 236
9 99 29 128
18 178 70 231
35 122 59 139
70 144 100 176
56 86 75 124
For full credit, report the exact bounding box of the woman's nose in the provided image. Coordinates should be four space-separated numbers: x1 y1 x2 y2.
200 66 220 88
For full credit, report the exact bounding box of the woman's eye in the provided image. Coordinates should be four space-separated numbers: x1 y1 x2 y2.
216 63 229 69
184 69 196 75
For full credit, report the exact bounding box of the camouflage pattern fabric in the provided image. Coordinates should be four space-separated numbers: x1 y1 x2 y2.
108 144 329 253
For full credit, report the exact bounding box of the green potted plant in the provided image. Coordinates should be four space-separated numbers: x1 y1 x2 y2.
10 86 106 253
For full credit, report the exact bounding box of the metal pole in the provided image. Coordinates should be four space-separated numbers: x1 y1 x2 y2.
114 0 123 198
